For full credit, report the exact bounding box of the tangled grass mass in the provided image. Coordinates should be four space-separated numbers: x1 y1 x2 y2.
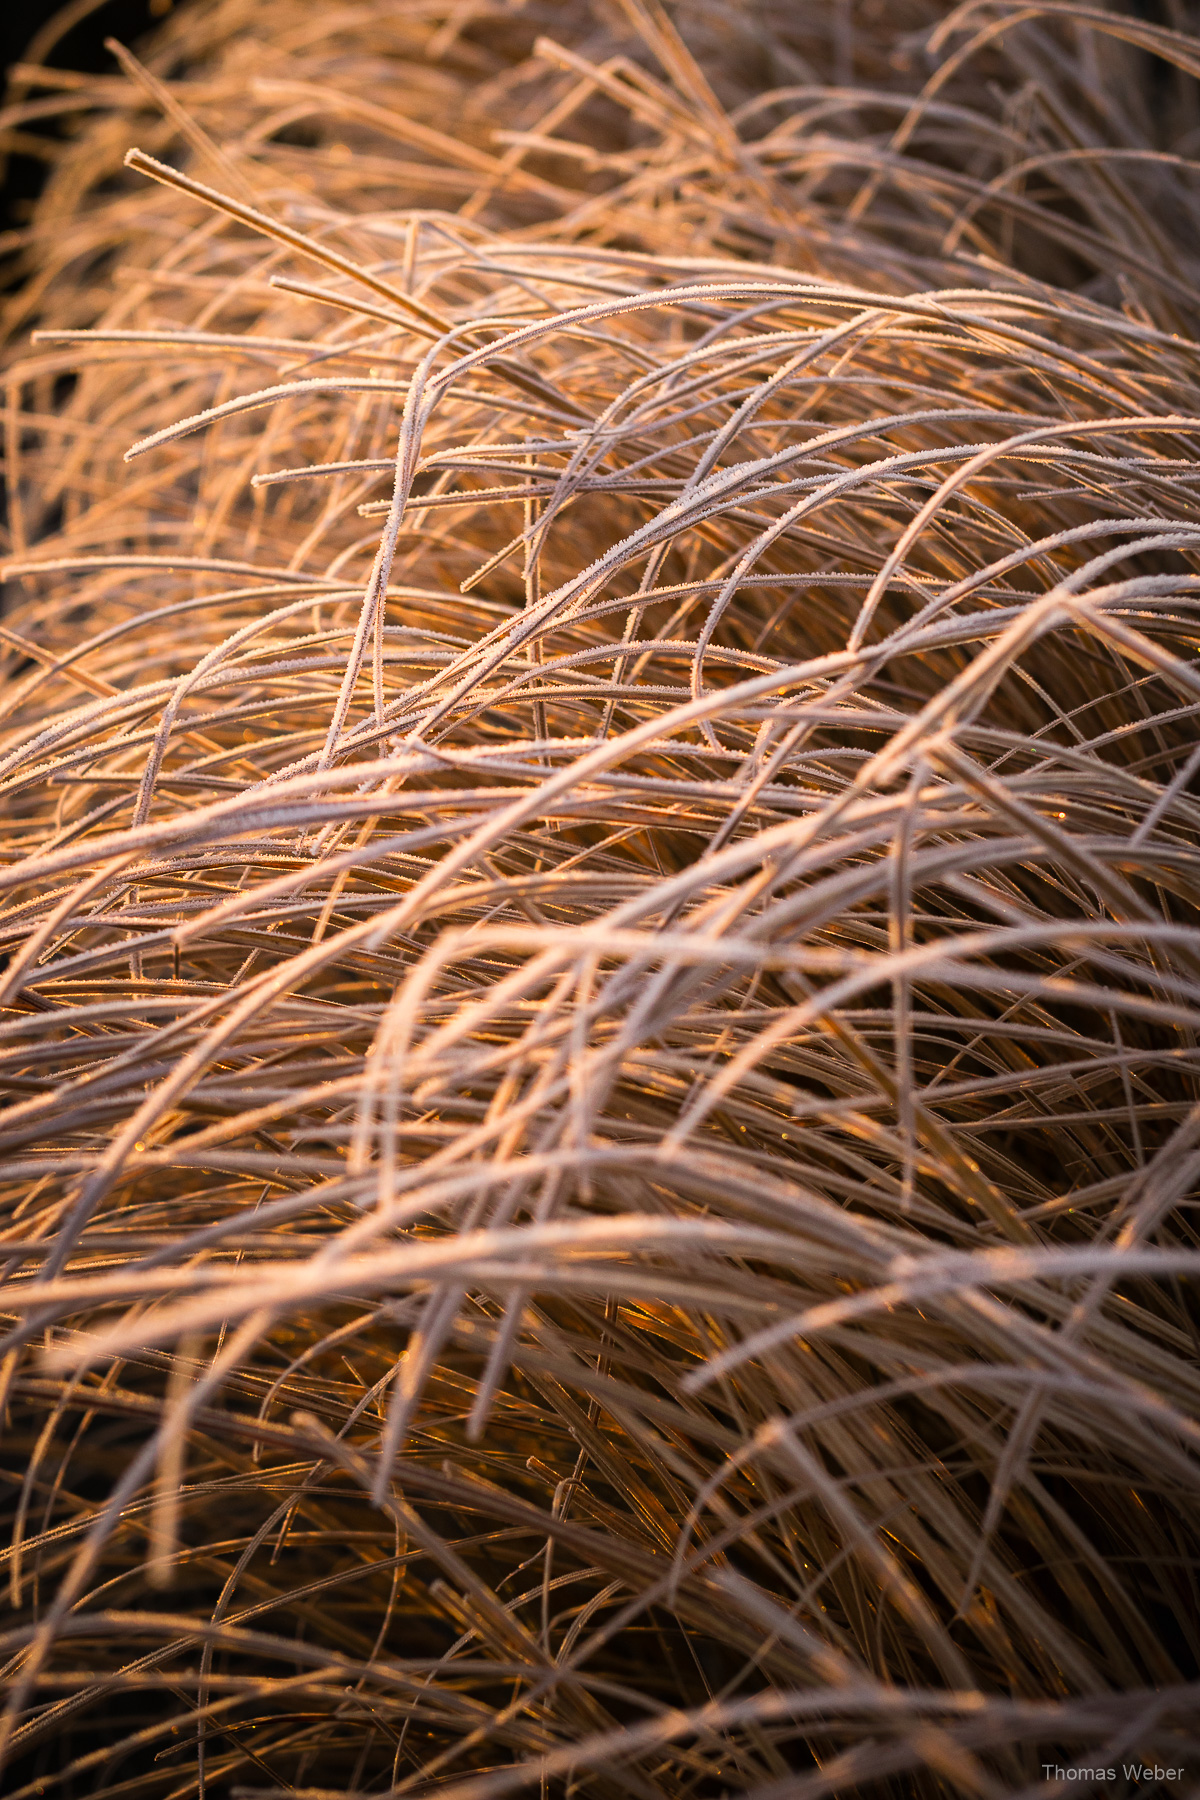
3 1 1200 1793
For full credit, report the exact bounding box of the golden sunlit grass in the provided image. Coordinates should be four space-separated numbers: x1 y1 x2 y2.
2 3 1200 1795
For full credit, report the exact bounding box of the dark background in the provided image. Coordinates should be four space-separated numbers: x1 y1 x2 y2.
2 0 169 237
1 0 165 83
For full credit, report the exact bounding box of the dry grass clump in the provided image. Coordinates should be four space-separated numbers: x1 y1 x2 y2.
2 3 1200 1796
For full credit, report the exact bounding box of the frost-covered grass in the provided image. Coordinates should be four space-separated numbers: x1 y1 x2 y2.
3 4 1200 1794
